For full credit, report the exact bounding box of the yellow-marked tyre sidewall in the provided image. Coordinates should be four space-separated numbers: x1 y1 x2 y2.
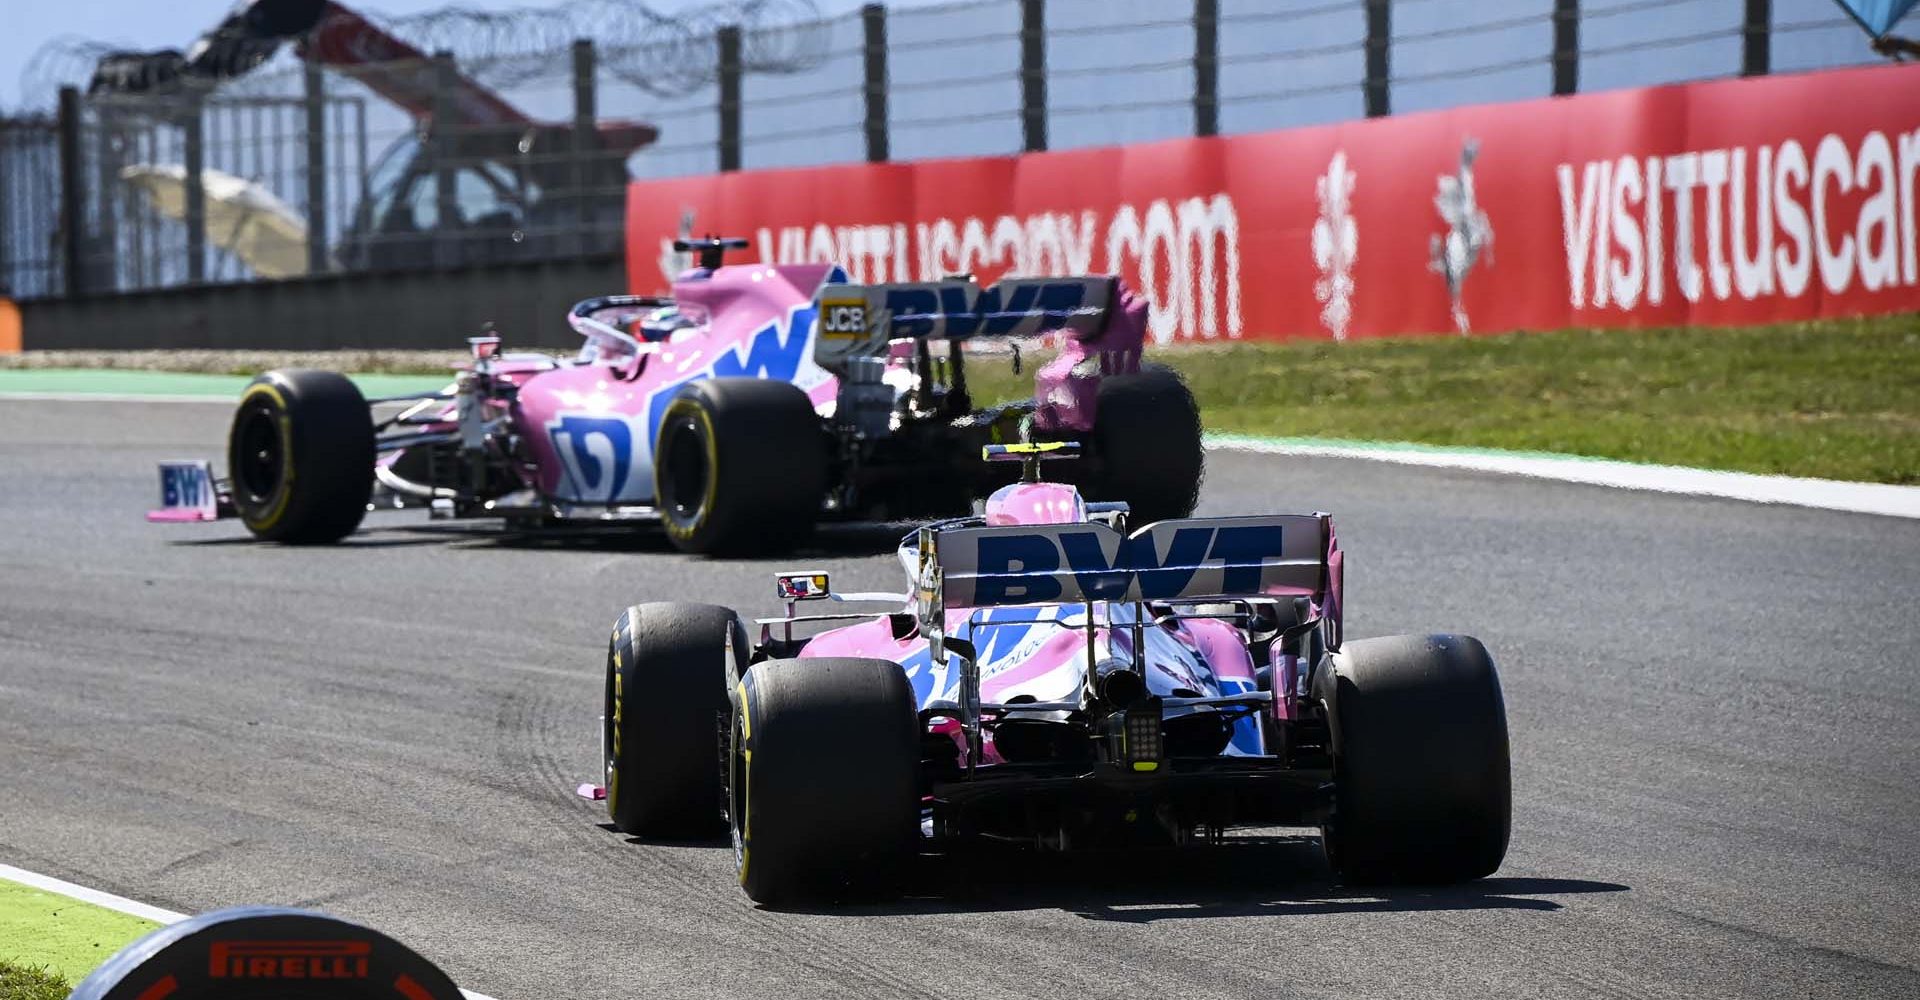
604 612 634 826
233 382 296 534
655 397 720 545
730 675 755 887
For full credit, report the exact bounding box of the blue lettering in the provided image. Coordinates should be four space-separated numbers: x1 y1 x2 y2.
974 534 1064 605
1060 528 1208 600
553 415 633 501
985 283 1038 335
709 306 814 383
1034 282 1087 331
162 467 180 506
885 289 939 339
180 470 201 506
1208 525 1289 593
937 286 985 338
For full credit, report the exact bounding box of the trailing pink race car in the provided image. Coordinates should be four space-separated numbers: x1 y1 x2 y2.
148 238 1203 554
590 444 1512 904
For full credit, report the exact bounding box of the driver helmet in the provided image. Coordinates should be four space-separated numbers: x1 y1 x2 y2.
636 305 699 342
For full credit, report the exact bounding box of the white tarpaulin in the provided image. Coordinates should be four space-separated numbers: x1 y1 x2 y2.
120 164 315 279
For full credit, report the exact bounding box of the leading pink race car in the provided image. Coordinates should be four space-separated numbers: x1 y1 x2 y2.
590 445 1513 905
148 238 1203 554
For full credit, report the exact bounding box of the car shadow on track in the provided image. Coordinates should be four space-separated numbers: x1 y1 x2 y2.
780 836 1628 920
595 822 734 851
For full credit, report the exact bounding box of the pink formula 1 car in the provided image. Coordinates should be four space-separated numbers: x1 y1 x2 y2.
148 239 1202 554
590 445 1512 905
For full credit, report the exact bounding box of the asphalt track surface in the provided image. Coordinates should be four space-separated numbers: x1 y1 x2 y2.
2 398 1916 1000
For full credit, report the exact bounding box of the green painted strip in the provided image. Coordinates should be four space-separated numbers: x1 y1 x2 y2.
0 878 158 986
0 369 449 399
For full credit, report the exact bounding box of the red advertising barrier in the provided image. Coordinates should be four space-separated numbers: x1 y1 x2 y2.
627 63 1920 342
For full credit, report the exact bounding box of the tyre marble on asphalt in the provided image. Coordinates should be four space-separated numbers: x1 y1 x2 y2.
0 399 1915 999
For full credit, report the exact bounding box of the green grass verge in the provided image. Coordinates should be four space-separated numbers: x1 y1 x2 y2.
0 878 159 989
969 315 1920 484
0 961 69 1000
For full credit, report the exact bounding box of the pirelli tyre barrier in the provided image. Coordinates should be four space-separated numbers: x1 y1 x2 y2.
69 906 465 1000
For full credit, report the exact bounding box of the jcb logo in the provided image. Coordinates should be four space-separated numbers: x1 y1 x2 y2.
819 299 866 340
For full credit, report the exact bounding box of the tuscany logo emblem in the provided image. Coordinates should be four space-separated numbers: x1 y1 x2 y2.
1430 138 1494 333
1312 151 1358 341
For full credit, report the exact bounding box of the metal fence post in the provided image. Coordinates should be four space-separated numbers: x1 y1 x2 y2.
1195 0 1219 137
182 97 207 285
862 3 889 163
718 26 743 172
572 39 598 251
432 51 458 268
92 108 121 294
1364 0 1391 118
1553 0 1579 96
304 56 329 275
1743 0 1772 76
57 87 86 297
0 128 11 296
1021 0 1047 152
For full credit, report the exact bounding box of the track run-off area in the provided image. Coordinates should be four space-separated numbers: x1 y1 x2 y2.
0 397 1916 999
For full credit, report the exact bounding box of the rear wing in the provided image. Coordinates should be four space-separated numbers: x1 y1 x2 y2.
812 275 1116 372
918 514 1332 609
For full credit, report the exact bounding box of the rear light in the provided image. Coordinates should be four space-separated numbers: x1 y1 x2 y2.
1121 697 1163 772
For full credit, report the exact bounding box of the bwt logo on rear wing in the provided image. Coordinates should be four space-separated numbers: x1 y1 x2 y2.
812 275 1115 371
927 514 1331 608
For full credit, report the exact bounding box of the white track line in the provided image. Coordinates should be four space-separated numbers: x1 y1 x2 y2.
0 862 499 1000
0 863 185 924
1209 435 1920 520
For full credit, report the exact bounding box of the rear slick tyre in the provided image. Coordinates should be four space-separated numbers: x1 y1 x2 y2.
729 657 919 906
604 602 745 838
1080 364 1204 525
1320 633 1511 885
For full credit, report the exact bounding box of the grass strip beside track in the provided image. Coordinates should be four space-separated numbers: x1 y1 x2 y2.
0 962 67 1000
969 315 1920 485
0 877 159 992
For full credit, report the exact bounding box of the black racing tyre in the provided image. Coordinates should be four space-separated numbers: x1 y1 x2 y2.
1319 634 1511 884
653 377 827 556
729 657 919 905
1082 364 1204 525
226 369 374 543
603 602 746 838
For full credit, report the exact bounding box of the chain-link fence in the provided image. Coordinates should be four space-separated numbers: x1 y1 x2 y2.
1 0 1887 301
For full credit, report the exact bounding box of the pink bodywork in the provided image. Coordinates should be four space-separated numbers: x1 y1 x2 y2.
494 265 1150 502
795 476 1331 763
508 264 840 503
1030 283 1150 433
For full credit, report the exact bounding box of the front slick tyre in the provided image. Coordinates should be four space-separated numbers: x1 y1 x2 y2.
604 602 743 838
1321 634 1511 885
653 378 826 556
227 369 375 543
730 657 918 906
